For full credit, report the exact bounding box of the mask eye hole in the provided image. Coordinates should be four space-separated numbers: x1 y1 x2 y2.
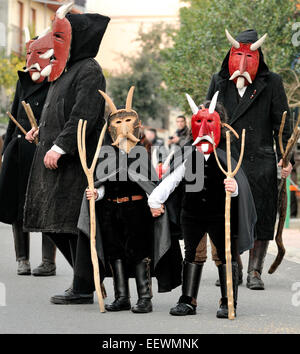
237 52 242 56
247 54 252 57
115 120 122 124
207 119 213 123
196 120 201 123
125 118 132 122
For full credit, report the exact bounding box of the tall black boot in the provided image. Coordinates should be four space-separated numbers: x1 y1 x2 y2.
32 234 57 276
106 259 131 312
132 258 152 313
247 240 269 290
170 261 203 316
12 222 31 275
216 262 238 318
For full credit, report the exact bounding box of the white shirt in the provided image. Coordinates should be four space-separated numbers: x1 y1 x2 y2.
148 154 238 209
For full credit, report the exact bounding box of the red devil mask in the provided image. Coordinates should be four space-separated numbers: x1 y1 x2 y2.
48 2 73 81
226 29 267 89
26 30 53 83
186 91 221 154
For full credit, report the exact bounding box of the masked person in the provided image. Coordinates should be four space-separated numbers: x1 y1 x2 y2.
148 92 256 318
24 3 110 290
0 29 56 276
50 87 182 308
207 29 293 290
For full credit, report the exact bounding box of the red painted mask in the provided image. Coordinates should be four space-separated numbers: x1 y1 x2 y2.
228 43 259 89
186 92 221 154
26 32 53 83
225 30 267 89
49 13 72 81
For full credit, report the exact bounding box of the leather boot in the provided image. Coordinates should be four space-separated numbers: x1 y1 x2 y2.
33 234 57 276
170 261 203 316
106 259 131 311
247 240 269 290
215 254 243 286
12 223 31 275
132 258 152 313
216 262 238 318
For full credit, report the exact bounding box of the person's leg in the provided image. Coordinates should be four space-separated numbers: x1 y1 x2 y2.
12 222 30 275
32 234 56 276
45 233 74 268
247 239 269 290
208 223 239 318
170 215 205 316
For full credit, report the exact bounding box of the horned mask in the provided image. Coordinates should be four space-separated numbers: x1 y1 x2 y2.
225 29 267 89
99 86 141 154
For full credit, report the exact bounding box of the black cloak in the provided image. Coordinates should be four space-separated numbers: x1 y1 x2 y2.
206 29 292 241
24 13 110 234
0 71 49 224
77 144 183 293
166 144 257 254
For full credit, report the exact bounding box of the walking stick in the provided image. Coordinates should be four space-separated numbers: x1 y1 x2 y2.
212 129 246 320
268 112 300 274
77 119 107 313
6 111 27 136
21 101 39 145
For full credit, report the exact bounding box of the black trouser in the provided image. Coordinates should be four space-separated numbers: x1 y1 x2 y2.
181 214 237 264
45 233 77 268
97 199 152 264
12 222 56 263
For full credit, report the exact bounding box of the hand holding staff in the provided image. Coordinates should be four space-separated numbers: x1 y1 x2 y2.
21 101 39 145
77 119 107 313
212 129 246 320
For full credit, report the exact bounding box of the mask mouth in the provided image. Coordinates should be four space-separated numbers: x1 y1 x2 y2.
229 70 252 85
24 63 41 72
192 135 214 146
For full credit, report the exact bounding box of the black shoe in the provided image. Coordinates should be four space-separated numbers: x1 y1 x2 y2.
216 298 236 319
17 260 31 275
170 302 196 316
131 298 152 313
105 297 131 311
247 270 265 290
50 288 93 304
32 262 56 276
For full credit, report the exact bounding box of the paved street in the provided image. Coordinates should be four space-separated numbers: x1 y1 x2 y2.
0 221 300 334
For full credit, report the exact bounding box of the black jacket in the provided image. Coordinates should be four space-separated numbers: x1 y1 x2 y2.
0 72 49 224
77 144 183 292
206 48 292 240
24 14 110 234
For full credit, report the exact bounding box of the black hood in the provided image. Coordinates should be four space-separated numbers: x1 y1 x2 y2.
219 29 269 79
66 13 110 65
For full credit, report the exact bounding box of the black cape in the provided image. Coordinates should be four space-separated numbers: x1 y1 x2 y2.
166 144 257 254
24 14 110 234
206 30 291 240
77 144 183 293
0 72 49 224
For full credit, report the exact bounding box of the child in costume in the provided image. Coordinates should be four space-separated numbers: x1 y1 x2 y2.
148 92 256 318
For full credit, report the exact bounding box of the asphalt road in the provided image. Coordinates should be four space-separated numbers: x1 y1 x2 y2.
0 222 300 334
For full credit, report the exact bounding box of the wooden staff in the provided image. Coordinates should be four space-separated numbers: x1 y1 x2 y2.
6 111 27 136
212 129 246 320
21 101 38 145
269 112 300 274
77 119 107 313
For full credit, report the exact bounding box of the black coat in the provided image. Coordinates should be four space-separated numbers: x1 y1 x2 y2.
0 72 49 224
206 52 292 240
77 144 183 292
24 14 110 234
167 145 256 253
